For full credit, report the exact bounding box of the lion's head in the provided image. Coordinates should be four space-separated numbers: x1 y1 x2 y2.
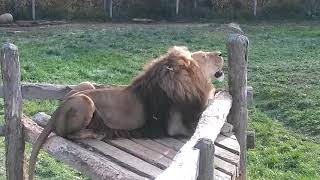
191 50 224 82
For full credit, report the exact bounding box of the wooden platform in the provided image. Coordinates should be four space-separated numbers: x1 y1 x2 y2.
23 115 240 180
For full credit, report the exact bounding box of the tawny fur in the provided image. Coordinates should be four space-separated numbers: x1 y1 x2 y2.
28 46 224 180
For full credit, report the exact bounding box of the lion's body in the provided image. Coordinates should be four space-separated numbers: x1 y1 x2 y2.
28 46 224 180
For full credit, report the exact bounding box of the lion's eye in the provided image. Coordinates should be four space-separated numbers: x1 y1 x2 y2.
218 53 222 57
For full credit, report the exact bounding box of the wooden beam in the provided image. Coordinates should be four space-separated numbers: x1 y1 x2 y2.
194 138 214 180
176 0 180 15
226 24 249 180
1 43 25 179
156 92 232 180
22 115 145 180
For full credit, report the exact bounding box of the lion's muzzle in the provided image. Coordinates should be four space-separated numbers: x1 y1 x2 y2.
214 70 224 82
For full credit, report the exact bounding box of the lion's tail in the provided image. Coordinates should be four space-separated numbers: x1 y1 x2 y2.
28 112 57 180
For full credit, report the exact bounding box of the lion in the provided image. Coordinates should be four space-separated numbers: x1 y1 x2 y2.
28 46 224 180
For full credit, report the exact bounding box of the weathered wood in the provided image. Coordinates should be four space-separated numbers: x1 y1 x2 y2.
32 0 36 20
226 25 249 179
214 157 237 177
154 137 184 151
247 130 256 149
1 43 25 180
176 0 180 15
176 137 240 166
247 86 253 106
109 0 113 18
214 169 231 180
0 83 120 100
194 138 214 180
131 138 177 159
215 146 239 166
80 139 162 178
103 0 107 11
215 134 240 155
156 92 232 180
0 125 5 136
253 0 257 17
108 139 172 169
22 115 145 180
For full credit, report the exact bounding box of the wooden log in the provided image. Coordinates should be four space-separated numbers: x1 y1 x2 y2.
22 115 145 180
215 134 240 155
194 138 214 180
156 92 232 180
226 25 249 180
0 83 119 100
32 0 36 21
154 137 184 151
1 43 25 180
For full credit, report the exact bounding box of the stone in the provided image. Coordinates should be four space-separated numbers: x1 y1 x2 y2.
32 112 51 127
0 13 14 24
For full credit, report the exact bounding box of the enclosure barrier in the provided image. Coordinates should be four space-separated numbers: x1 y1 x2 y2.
0 25 249 180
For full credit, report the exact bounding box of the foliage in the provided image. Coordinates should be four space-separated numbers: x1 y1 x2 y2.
0 22 319 179
0 0 319 20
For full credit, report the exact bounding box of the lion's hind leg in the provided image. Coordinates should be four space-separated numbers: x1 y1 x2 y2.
54 94 97 139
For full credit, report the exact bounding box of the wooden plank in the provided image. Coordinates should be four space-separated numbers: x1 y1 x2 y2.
215 145 239 166
131 138 177 159
215 157 237 177
1 43 25 180
177 137 239 166
153 138 184 151
215 134 240 155
214 169 232 180
80 139 162 178
226 25 249 179
108 139 172 169
22 115 145 180
156 92 232 180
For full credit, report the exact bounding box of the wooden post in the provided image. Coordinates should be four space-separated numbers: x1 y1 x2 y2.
253 0 257 17
1 43 25 180
109 0 113 19
103 0 107 12
32 0 36 21
193 0 197 9
226 25 249 180
176 0 180 15
194 138 214 180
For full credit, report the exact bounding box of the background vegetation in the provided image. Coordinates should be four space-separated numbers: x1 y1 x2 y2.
0 0 319 20
0 21 319 179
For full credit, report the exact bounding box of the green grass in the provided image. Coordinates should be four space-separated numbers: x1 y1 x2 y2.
0 22 319 179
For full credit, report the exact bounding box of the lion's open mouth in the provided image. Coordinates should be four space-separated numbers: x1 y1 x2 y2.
214 70 224 82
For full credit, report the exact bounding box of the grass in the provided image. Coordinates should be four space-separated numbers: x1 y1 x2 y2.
0 21 319 179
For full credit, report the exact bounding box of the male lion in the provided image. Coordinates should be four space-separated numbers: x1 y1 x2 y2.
28 46 224 180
